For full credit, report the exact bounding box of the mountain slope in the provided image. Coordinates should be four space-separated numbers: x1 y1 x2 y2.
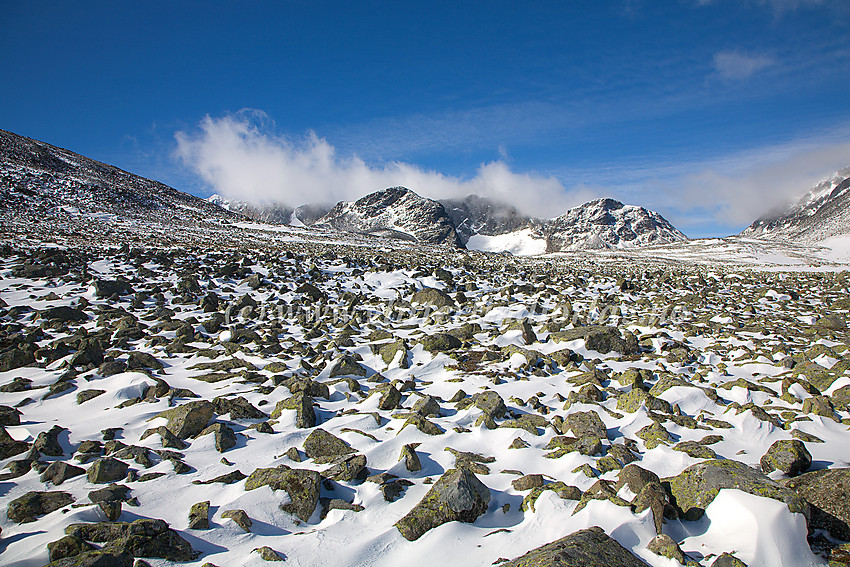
439 194 540 245
741 169 850 243
0 128 236 225
544 198 687 252
317 187 463 247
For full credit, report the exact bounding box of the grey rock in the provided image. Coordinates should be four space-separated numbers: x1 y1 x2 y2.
395 467 490 541
499 526 647 566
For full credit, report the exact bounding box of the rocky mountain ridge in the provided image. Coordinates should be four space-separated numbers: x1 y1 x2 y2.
742 169 850 243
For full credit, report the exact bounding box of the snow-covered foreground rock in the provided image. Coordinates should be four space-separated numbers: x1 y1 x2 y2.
1 242 850 566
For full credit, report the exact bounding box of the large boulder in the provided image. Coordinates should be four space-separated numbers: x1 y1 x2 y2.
155 400 214 439
244 465 321 522
64 518 198 562
411 287 454 308
760 439 812 476
665 459 808 521
92 279 134 298
395 468 490 541
87 458 130 484
303 428 355 461
0 425 30 459
550 325 637 355
7 491 74 523
499 526 646 566
784 467 850 540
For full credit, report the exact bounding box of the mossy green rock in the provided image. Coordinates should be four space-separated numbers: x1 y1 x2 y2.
760 439 811 476
395 468 490 541
244 466 320 522
499 526 646 566
329 354 368 377
419 333 462 353
303 428 355 460
378 339 409 368
411 287 454 308
45 549 133 566
617 389 671 413
665 459 809 521
155 400 214 439
8 490 74 523
784 467 850 540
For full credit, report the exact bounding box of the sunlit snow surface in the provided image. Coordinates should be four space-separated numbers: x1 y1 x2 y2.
466 229 548 256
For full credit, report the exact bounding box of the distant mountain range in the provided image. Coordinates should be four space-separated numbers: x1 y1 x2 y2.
208 188 688 252
2 127 847 254
741 168 850 243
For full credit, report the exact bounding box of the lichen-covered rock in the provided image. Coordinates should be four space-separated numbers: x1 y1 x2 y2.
254 546 284 561
34 424 66 456
550 325 637 355
784 467 850 540
411 287 454 308
198 423 237 452
499 526 646 566
244 466 320 522
0 425 30 459
420 333 462 353
400 443 421 471
711 553 748 567
303 428 355 460
329 354 368 377
760 439 812 476
64 518 199 561
665 459 809 521
322 454 368 482
647 533 697 566
378 339 409 368
41 461 86 485
8 490 74 523
87 457 130 484
270 392 316 428
155 400 214 439
46 549 134 566
564 410 606 440
221 509 252 532
395 468 490 541
188 501 210 530
47 534 96 562
472 390 507 429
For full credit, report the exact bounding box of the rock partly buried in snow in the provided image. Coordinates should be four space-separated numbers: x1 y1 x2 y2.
550 325 637 355
244 465 321 522
499 526 646 566
303 428 355 460
760 439 812 476
7 490 74 523
395 468 490 541
46 548 134 566
63 518 199 561
155 400 214 439
87 457 129 484
411 287 455 308
665 459 808 521
783 467 850 540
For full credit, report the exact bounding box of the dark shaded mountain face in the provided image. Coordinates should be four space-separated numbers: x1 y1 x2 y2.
0 129 236 225
317 187 463 247
544 198 687 252
439 194 540 245
741 170 850 243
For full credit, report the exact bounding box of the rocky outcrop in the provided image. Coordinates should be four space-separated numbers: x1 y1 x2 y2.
317 187 463 247
499 526 647 566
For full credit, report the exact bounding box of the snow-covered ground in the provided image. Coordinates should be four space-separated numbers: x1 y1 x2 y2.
1 243 848 566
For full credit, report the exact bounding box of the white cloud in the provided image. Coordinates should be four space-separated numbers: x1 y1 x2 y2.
656 138 850 232
713 50 775 80
173 110 590 218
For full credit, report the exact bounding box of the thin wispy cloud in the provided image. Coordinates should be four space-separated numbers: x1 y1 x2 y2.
713 50 775 80
173 111 592 218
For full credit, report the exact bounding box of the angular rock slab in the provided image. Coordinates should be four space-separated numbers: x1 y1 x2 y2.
499 526 646 567
395 468 490 541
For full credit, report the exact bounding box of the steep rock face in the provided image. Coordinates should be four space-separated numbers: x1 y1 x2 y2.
544 198 687 252
0 129 235 225
741 169 850 243
439 194 539 245
317 187 463 247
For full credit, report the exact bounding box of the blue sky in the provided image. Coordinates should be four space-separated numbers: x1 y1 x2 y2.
2 1 849 236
